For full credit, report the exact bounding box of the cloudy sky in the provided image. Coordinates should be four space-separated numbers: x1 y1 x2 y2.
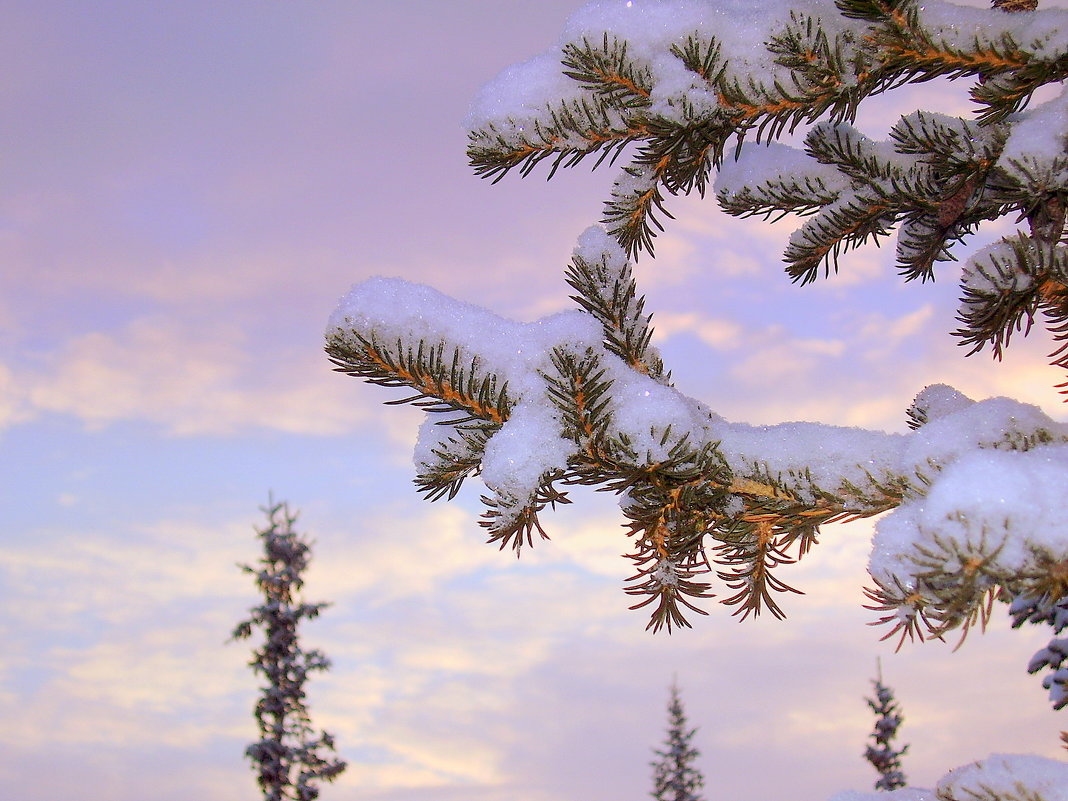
3 1 1067 800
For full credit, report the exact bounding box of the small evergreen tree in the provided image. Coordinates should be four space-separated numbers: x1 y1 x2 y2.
864 664 908 791
651 682 706 801
232 498 347 801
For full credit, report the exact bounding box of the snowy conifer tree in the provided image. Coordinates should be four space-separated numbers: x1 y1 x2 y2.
651 683 706 801
864 665 908 791
232 498 347 801
325 0 1068 795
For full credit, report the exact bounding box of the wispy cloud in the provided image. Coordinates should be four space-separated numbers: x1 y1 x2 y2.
1 316 379 436
5 2 1068 800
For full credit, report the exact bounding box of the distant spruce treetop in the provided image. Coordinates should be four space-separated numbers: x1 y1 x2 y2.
651 682 706 801
233 499 346 801
864 665 909 791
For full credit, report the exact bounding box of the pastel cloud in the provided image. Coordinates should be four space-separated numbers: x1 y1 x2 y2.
1 316 375 436
5 2 1068 801
4 487 1065 801
654 311 744 350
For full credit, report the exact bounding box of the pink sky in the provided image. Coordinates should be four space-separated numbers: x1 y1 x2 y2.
2 2 1066 799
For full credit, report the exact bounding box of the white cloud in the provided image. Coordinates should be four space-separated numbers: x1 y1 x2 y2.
4 315 381 436
0 362 32 428
729 327 846 382
4 2 1068 799
653 311 743 349
859 304 936 345
3 490 1065 801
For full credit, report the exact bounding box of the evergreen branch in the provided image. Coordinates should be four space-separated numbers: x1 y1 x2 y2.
971 56 1068 123
1040 275 1068 397
907 530 1006 643
565 248 665 379
623 486 717 632
708 475 884 621
626 555 714 633
842 0 1068 123
767 11 849 89
468 98 646 183
544 347 616 449
863 576 940 650
610 439 902 628
824 112 1010 281
780 121 937 282
338 1 1068 661
469 2 1064 270
888 113 1009 281
895 111 975 160
953 234 1068 361
714 519 805 621
614 436 731 631
642 113 733 196
841 1 1024 76
867 532 1068 650
326 332 511 425
671 35 726 86
602 162 675 258
783 192 896 284
955 253 1038 359
806 122 894 183
889 110 1005 172
718 75 839 138
993 0 1037 9
894 210 978 283
602 114 742 257
561 34 653 108
414 422 498 502
717 173 841 220
675 24 870 138
712 13 879 139
479 476 571 554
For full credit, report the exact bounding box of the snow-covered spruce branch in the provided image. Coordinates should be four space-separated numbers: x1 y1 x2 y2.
717 112 1010 284
1013 594 1068 711
326 228 1068 642
467 0 1068 248
467 0 1068 389
834 752 1068 801
325 2 1068 793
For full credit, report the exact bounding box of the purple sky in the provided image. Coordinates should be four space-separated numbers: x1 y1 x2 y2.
2 2 1067 800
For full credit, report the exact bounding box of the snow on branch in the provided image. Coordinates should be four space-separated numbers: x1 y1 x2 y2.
326 229 1068 639
328 2 1068 794
833 752 1068 801
467 0 1068 260
465 0 1068 392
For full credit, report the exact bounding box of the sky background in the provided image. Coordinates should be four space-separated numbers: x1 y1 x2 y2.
3 1 1068 800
